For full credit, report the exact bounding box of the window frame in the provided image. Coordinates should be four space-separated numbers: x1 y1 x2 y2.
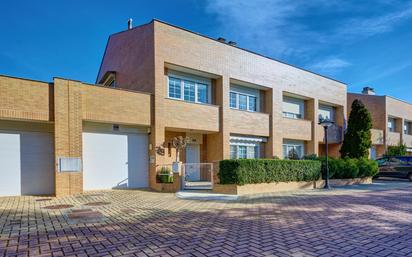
229 91 258 112
282 142 305 159
282 96 305 120
167 74 212 104
229 143 260 159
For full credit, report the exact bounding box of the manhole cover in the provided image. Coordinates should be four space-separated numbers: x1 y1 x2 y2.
43 204 74 210
83 201 111 206
36 198 52 202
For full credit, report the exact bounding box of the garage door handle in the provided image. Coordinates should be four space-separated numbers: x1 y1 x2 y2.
125 162 128 165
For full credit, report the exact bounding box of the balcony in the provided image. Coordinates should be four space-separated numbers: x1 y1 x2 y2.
229 109 270 137
403 134 412 148
387 132 401 146
371 129 384 145
317 124 343 144
163 98 219 132
282 118 312 141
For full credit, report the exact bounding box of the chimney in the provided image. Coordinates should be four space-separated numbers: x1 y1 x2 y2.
228 41 237 46
362 87 375 95
217 37 226 43
127 18 133 30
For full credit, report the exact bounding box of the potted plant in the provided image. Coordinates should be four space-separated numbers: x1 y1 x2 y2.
157 167 174 183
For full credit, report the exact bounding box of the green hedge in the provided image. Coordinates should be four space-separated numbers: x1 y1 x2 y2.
219 159 322 185
327 158 378 179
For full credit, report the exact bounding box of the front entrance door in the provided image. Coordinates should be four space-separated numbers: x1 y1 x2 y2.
185 144 200 181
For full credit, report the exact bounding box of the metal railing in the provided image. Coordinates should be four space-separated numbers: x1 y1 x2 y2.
182 163 213 190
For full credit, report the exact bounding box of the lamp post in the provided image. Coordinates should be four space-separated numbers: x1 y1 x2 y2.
319 118 335 189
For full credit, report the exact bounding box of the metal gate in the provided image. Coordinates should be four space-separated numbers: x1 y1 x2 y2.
182 163 213 190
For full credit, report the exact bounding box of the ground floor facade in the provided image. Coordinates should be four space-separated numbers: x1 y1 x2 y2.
0 181 411 256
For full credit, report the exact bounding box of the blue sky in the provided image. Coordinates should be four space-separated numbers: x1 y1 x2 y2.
1 0 411 102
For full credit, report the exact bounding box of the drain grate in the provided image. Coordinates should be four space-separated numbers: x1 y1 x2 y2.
43 204 74 210
83 201 111 207
36 198 52 202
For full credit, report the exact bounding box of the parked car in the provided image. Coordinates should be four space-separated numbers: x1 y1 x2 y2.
376 156 412 181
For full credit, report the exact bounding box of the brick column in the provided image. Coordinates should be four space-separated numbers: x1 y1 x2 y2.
306 98 319 156
53 78 83 197
271 89 283 158
207 76 230 161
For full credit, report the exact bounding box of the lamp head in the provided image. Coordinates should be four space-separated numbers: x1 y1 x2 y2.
318 118 335 128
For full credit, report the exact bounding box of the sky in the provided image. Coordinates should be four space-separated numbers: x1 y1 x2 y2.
1 0 412 102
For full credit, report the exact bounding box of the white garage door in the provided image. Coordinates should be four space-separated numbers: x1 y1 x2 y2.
0 131 54 196
82 132 149 190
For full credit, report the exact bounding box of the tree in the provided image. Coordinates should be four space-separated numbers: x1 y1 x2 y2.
340 99 372 158
172 136 191 162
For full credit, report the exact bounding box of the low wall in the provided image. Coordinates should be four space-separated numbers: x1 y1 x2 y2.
213 177 373 195
156 173 181 193
329 177 373 186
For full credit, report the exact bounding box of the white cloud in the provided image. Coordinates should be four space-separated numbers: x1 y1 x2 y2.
205 0 412 61
309 57 351 74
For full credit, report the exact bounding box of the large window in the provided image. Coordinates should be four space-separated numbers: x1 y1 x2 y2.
318 105 335 122
405 121 411 135
229 136 265 159
230 92 257 112
282 140 304 159
168 75 210 104
388 118 396 132
283 96 304 119
230 145 259 159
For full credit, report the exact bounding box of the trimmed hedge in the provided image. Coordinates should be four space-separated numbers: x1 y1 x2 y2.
328 158 378 179
219 159 322 185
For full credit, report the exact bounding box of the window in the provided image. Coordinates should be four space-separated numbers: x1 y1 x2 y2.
238 146 247 159
239 94 248 110
404 121 410 135
229 92 258 112
248 96 257 112
168 77 181 99
230 92 237 108
197 83 208 104
388 118 395 132
230 145 237 159
282 140 304 159
229 136 264 159
319 105 335 122
167 74 210 104
183 80 195 102
283 96 304 119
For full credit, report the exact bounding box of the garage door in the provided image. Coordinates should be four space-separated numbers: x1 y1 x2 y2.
0 131 54 196
82 132 149 190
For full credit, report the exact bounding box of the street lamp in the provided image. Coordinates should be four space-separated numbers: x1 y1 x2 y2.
319 118 335 189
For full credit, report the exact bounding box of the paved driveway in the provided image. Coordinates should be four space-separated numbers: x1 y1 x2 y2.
0 181 412 257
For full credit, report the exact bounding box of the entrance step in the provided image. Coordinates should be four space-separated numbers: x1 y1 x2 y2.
175 190 238 201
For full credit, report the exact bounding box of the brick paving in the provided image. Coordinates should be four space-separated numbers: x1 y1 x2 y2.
0 182 412 257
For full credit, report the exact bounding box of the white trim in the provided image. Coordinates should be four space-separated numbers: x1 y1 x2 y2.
230 136 267 143
167 71 212 105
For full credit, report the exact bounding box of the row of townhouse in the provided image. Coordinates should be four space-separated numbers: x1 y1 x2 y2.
0 19 409 197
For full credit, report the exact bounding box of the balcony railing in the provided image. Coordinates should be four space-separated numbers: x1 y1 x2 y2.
229 109 270 137
282 118 312 141
318 124 343 144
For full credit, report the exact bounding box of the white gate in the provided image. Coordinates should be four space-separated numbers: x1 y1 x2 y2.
182 163 213 190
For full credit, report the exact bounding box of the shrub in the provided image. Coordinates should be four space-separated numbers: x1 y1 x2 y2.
326 158 378 179
303 154 319 160
385 144 407 156
218 159 322 185
156 167 174 183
